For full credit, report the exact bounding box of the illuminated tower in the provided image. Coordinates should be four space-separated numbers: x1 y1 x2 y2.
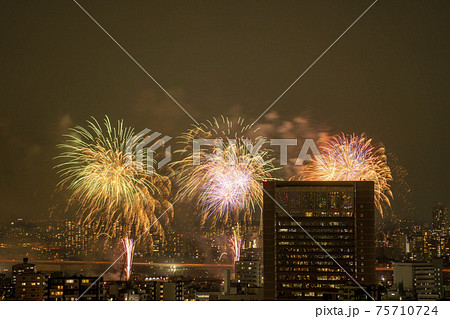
432 203 448 232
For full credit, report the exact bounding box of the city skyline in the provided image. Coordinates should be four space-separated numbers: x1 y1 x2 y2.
0 0 449 308
1 198 449 301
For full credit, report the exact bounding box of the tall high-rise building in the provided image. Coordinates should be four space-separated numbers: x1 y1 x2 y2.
263 181 375 300
432 203 448 232
163 231 185 262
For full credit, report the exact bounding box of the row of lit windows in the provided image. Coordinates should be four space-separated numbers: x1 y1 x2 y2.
279 283 339 289
278 267 310 272
277 267 351 277
277 259 352 268
278 244 354 252
277 247 354 255
276 255 351 264
277 246 354 254
277 257 355 267
277 234 354 241
20 282 41 286
64 279 90 284
277 228 353 235
50 291 64 296
276 212 355 219
278 240 355 248
275 191 354 211
277 274 311 281
278 220 354 227
317 275 347 281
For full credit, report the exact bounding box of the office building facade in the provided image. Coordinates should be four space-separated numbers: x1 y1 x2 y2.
263 181 375 300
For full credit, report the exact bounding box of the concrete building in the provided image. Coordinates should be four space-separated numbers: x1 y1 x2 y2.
12 257 35 285
46 275 102 301
392 259 443 300
163 281 185 301
235 260 262 287
15 272 44 301
195 269 262 301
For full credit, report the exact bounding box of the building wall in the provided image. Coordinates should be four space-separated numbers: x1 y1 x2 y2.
15 273 44 301
46 276 101 301
163 281 184 301
393 260 444 300
235 260 262 287
12 258 35 285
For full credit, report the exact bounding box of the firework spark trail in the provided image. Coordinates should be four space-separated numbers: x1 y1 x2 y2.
121 237 135 281
55 116 173 246
228 226 241 262
297 133 392 216
218 252 228 261
173 116 278 227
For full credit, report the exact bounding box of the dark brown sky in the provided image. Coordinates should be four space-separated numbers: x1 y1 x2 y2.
0 0 448 221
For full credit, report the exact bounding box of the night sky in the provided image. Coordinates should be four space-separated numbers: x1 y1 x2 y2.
0 1 448 221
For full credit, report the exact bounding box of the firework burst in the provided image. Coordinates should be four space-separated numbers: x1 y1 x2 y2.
174 116 278 227
228 225 241 262
297 133 392 216
121 237 135 280
55 116 173 246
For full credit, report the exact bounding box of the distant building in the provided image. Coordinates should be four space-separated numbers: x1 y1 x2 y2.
101 279 184 301
433 203 448 232
102 280 156 301
263 181 376 300
427 231 450 259
324 285 382 301
195 269 263 301
0 274 13 299
194 290 262 301
163 231 185 262
163 281 185 301
391 259 444 300
147 280 164 301
235 260 262 287
46 275 102 301
408 233 426 261
15 273 44 301
12 258 35 285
